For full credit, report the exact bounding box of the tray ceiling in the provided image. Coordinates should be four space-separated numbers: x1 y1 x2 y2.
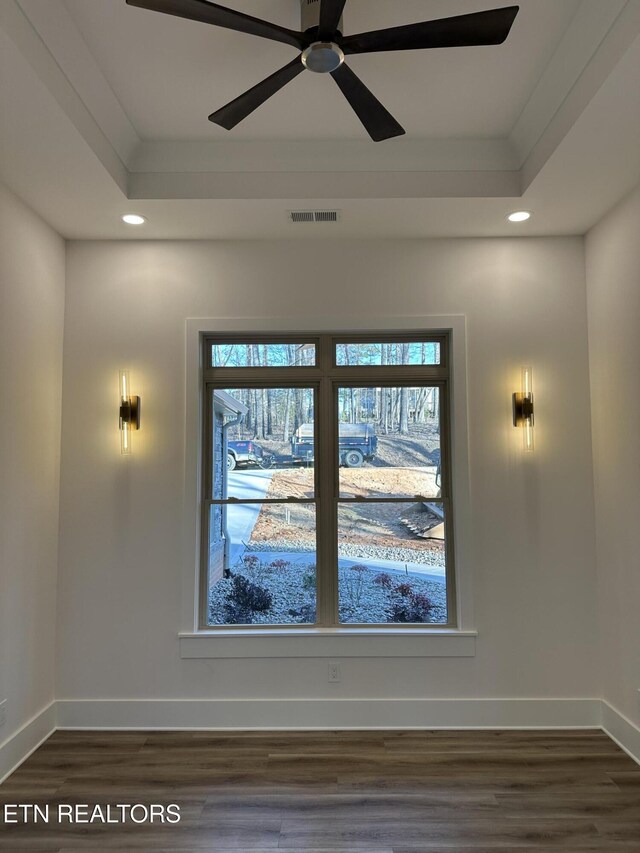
62 0 579 141
0 0 639 238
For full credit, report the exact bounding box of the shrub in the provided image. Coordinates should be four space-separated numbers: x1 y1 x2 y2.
340 564 369 613
412 593 433 612
288 603 316 623
373 572 393 588
269 559 290 570
224 575 272 624
302 568 316 592
390 590 433 623
394 582 413 598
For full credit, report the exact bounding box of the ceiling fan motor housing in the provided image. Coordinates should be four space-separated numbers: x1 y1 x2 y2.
301 42 345 73
300 0 343 34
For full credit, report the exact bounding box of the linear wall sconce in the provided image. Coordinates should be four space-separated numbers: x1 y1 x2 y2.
119 369 140 455
513 366 534 452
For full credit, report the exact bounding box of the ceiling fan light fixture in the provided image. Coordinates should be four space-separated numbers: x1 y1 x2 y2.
507 211 531 223
301 41 345 73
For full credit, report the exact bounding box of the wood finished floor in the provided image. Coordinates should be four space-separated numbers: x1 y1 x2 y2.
0 729 639 851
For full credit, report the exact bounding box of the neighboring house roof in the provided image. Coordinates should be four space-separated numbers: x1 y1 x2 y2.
212 389 248 416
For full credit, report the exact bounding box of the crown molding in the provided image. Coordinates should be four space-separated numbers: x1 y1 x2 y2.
516 0 640 191
15 0 140 163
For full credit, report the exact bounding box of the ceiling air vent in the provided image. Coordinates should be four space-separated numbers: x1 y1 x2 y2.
289 210 341 224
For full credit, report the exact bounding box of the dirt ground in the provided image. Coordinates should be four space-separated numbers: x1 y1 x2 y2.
374 428 440 468
247 423 442 552
258 466 439 500
251 467 442 554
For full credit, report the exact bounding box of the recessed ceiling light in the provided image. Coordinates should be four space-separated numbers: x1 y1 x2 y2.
507 211 531 223
121 214 146 225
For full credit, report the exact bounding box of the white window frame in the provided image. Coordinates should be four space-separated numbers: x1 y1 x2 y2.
179 316 475 658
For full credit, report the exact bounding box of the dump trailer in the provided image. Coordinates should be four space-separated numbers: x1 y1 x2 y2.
291 423 378 468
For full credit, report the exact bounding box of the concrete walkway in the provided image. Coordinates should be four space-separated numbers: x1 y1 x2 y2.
224 470 273 564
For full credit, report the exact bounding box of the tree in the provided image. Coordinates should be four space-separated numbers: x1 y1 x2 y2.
282 388 292 441
380 343 389 434
399 344 410 434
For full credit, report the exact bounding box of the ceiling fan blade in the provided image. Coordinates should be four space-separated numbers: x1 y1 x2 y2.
209 57 305 130
331 63 404 142
126 0 306 50
318 0 347 39
341 6 519 55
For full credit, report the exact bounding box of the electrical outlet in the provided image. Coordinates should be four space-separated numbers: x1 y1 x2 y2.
328 662 341 683
0 700 6 727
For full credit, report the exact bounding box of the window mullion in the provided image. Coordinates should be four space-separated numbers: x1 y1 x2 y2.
316 345 337 627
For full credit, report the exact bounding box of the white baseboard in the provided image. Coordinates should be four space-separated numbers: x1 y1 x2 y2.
0 702 56 784
56 697 602 731
3 698 630 783
602 700 640 766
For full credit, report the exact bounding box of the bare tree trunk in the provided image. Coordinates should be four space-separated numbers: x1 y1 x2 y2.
260 394 266 439
381 344 389 434
294 388 303 432
283 389 291 441
415 387 427 423
260 346 269 437
398 344 410 434
399 388 409 433
391 387 399 428
243 345 253 435
248 345 263 440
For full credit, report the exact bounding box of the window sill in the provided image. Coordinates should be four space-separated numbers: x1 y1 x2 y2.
178 629 476 659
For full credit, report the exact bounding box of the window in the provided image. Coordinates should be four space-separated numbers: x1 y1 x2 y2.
201 333 454 628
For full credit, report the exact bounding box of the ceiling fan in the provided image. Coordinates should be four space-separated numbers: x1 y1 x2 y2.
125 0 519 142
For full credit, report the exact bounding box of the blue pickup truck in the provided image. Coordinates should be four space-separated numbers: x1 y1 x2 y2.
291 423 378 468
227 440 268 471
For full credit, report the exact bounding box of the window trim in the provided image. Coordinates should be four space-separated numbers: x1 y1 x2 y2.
199 331 456 631
181 316 474 649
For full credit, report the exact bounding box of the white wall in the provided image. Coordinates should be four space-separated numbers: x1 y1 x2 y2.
586 185 640 727
56 237 598 717
0 184 65 749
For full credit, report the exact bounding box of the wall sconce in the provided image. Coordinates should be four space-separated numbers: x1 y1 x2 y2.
119 369 140 455
513 366 534 452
